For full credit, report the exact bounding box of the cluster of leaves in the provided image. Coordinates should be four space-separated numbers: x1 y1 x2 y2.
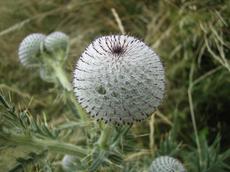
0 94 134 171
9 150 51 172
0 95 58 140
0 95 54 172
183 133 230 172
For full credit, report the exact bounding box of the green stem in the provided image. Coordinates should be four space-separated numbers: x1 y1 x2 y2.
53 64 87 121
97 125 113 148
45 57 87 121
188 64 202 167
111 125 130 148
1 133 87 157
72 96 88 121
51 62 72 91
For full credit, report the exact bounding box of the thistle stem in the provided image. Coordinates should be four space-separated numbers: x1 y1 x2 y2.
51 62 72 91
1 133 87 157
97 125 113 148
188 64 202 167
72 97 88 121
44 57 87 121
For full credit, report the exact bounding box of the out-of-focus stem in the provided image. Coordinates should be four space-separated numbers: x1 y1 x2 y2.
188 64 202 167
45 56 87 121
149 113 156 155
1 133 87 157
50 61 72 91
97 125 113 149
73 97 88 121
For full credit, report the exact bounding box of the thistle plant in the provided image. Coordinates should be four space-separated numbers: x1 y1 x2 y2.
73 35 165 125
1 1 229 172
18 31 72 91
11 32 229 172
149 156 186 172
42 31 71 91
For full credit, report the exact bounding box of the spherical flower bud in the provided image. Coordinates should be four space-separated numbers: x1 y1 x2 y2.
61 155 78 171
44 31 69 57
149 156 186 172
73 35 165 125
18 33 46 67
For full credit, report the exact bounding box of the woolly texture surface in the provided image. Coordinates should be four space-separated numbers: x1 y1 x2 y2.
18 33 46 67
150 156 186 172
44 31 69 55
73 35 165 124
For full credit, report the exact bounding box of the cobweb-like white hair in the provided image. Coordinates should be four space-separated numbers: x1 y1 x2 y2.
149 156 186 172
73 35 165 125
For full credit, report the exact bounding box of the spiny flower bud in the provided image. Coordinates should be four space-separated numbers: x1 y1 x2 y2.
149 156 186 172
73 35 165 125
18 33 46 67
44 31 69 56
61 155 79 171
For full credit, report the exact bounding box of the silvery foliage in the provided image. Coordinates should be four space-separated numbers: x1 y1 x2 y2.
18 33 46 67
73 35 165 125
150 156 186 172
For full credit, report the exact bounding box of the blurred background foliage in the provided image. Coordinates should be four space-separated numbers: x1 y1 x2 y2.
0 0 229 171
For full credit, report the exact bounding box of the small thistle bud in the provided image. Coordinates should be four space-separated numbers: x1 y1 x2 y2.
149 156 186 172
61 155 78 171
44 31 69 56
18 33 46 67
73 35 165 125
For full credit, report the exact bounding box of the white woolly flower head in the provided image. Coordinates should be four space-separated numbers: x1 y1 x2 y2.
18 33 46 67
73 35 165 125
44 31 69 57
149 156 186 172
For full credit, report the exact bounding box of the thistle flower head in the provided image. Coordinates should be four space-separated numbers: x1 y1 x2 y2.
73 35 165 125
18 33 46 67
44 31 69 56
149 156 186 172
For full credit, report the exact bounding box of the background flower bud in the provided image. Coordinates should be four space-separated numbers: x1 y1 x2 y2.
18 33 46 67
44 31 69 58
149 156 186 172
